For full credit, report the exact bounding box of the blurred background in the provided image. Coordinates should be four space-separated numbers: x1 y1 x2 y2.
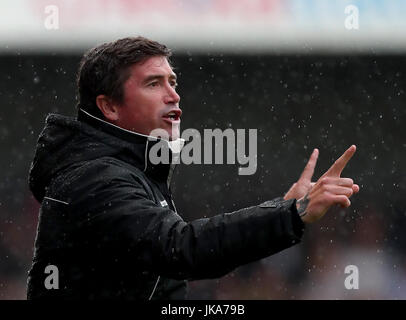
0 0 405 299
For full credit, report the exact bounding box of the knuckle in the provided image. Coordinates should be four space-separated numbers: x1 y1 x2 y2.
324 192 333 202
342 196 351 206
344 187 353 197
340 178 351 186
342 178 353 185
339 195 348 205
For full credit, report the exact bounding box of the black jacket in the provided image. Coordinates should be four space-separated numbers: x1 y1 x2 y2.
27 109 305 300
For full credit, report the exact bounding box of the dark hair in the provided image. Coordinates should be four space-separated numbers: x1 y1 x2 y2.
76 36 172 118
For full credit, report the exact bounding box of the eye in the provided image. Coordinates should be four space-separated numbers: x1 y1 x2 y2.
148 81 159 87
170 81 178 88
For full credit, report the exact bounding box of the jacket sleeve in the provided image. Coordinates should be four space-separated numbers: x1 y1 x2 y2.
67 160 305 281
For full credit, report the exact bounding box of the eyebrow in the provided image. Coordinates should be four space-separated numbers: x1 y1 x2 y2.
142 73 177 84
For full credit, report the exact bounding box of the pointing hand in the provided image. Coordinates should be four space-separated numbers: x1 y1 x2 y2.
297 145 360 224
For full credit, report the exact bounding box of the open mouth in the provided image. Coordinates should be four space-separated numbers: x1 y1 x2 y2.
163 109 182 123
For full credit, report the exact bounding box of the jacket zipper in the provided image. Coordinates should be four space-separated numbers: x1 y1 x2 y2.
149 161 178 300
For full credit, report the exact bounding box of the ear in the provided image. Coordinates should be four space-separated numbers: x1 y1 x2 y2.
95 95 119 121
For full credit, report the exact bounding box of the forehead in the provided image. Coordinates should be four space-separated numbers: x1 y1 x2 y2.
128 56 175 80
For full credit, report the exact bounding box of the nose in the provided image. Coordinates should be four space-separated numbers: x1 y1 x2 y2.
164 84 180 105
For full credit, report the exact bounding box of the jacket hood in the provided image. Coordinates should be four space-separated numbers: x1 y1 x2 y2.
29 109 183 203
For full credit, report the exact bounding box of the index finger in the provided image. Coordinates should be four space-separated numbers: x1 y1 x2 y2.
325 145 356 177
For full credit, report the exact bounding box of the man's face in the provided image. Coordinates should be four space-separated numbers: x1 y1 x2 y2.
114 56 181 140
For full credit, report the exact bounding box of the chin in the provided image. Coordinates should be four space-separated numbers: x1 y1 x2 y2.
148 124 180 141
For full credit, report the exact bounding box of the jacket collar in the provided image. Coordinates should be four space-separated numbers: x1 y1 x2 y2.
77 109 184 185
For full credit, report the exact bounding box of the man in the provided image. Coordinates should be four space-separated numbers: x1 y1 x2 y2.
27 37 359 299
